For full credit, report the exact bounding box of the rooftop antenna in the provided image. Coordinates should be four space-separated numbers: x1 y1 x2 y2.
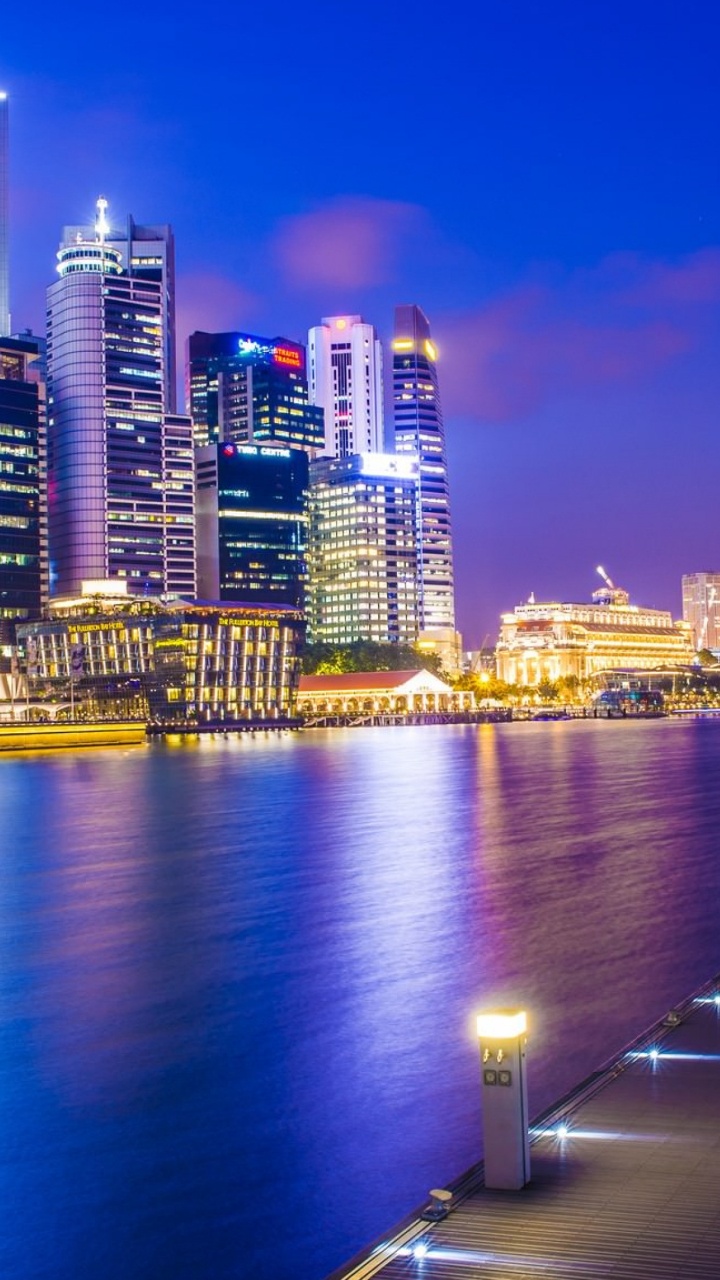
95 196 110 244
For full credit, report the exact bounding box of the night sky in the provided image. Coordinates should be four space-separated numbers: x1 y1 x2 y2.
3 1 718 645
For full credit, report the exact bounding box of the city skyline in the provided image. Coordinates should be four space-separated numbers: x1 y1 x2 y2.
2 2 719 644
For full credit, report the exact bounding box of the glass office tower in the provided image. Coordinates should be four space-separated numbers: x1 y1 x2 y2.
0 92 9 337
392 304 456 634
47 201 195 598
188 330 323 455
195 442 308 609
307 453 418 645
0 335 43 639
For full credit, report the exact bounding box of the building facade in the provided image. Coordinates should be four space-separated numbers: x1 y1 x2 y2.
196 442 308 609
18 584 304 722
307 315 384 457
392 304 456 635
187 330 323 455
496 583 695 685
61 209 177 412
0 92 9 337
0 336 44 641
307 453 418 645
47 202 195 599
681 572 720 652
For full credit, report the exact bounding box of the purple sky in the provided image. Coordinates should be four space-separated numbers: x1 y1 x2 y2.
3 1 719 645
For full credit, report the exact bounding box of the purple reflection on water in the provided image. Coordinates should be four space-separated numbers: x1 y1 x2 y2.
1 720 719 1279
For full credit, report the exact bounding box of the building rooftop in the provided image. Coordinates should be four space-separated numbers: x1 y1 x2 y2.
328 974 720 1280
299 670 447 694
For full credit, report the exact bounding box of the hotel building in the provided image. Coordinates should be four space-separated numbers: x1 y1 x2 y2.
18 582 304 723
47 201 195 599
496 580 694 685
392 304 456 635
196 442 308 609
307 315 384 457
681 572 720 652
307 453 418 645
187 330 324 455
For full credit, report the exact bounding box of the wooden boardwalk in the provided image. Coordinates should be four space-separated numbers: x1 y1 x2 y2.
328 976 720 1279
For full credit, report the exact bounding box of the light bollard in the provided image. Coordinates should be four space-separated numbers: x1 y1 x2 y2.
476 1009 530 1190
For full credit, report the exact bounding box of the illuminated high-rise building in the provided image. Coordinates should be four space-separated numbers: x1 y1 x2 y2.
682 572 720 652
187 330 323 454
61 209 177 411
0 335 43 640
392 304 456 636
196 441 308 609
47 199 195 598
307 315 384 457
0 92 10 337
307 453 418 645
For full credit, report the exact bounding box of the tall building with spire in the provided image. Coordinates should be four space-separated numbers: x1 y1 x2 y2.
392 304 456 638
0 92 10 337
307 315 384 456
61 207 177 412
47 198 195 598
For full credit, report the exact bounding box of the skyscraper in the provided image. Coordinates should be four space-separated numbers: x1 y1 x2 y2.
196 442 308 609
682 572 720 651
307 315 384 457
187 330 323 454
47 199 195 599
0 92 10 337
392 304 456 636
61 209 177 411
0 336 43 642
307 453 419 645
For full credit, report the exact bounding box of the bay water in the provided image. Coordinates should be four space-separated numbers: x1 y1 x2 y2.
1 719 719 1278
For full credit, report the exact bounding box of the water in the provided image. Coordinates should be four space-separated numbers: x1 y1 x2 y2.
1 719 720 1279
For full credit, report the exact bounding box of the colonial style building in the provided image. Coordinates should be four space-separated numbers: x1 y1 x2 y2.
296 668 474 718
496 581 694 686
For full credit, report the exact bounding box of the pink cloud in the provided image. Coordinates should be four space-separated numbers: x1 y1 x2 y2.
620 248 720 307
435 250 717 423
274 197 426 290
175 272 260 349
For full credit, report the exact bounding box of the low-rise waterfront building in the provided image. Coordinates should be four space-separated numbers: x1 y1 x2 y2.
296 668 473 717
17 581 304 722
496 580 694 685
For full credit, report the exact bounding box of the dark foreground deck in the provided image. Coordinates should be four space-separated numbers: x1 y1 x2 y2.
329 975 720 1280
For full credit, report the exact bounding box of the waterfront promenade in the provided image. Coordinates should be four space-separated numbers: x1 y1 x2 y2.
329 974 720 1280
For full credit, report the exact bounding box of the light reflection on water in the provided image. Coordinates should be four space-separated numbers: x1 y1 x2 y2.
1 720 719 1279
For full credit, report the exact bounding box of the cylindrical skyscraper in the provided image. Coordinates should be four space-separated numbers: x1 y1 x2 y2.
0 92 10 337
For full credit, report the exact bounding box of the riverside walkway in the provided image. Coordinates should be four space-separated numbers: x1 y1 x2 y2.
328 975 720 1279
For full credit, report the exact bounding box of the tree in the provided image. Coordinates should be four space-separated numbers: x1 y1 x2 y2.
301 640 443 677
537 678 560 703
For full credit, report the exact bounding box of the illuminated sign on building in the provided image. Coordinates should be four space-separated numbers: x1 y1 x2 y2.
237 333 304 372
222 443 292 460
